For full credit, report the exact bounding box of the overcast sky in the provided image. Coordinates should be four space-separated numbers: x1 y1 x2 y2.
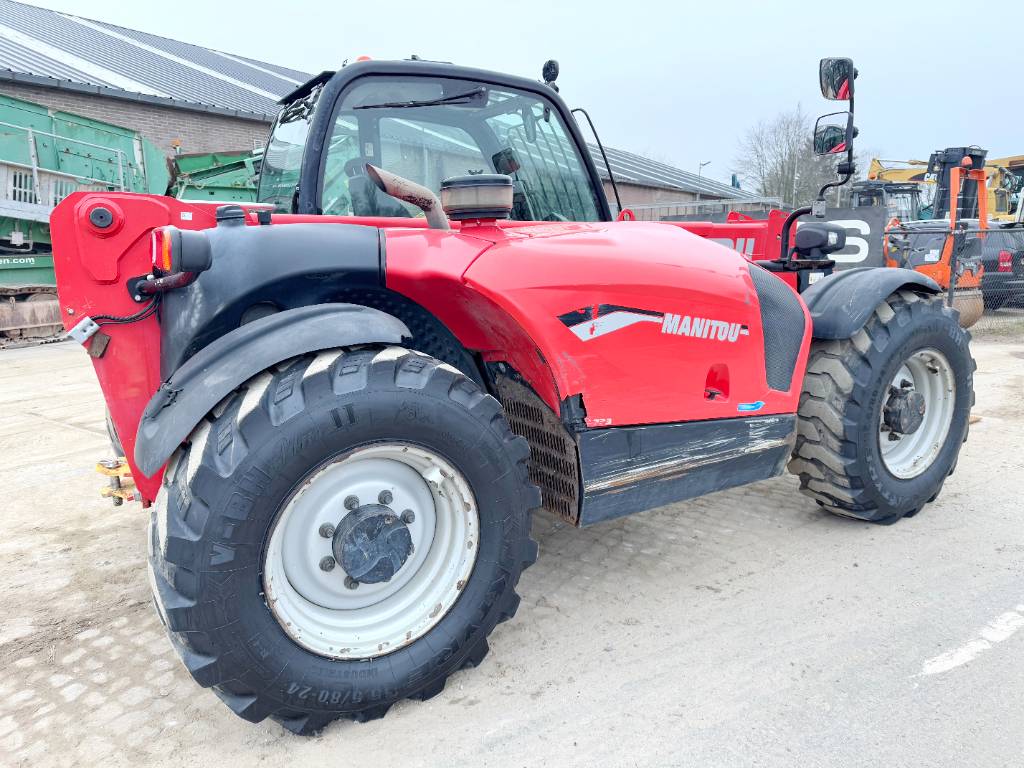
19 0 1024 186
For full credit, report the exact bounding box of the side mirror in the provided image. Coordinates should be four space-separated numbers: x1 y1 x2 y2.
819 57 854 100
813 112 852 155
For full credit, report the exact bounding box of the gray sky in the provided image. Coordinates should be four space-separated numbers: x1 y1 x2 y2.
19 0 1024 186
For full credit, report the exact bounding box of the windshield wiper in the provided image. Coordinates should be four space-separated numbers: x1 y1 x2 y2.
354 87 486 110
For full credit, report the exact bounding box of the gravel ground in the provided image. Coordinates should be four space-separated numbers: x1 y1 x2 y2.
1 339 1022 767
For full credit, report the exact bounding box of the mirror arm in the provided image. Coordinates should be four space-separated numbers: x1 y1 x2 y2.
815 93 856 214
816 171 853 207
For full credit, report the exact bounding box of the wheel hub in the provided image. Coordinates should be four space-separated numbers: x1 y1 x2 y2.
878 349 956 480
332 503 413 584
883 384 927 435
263 443 479 659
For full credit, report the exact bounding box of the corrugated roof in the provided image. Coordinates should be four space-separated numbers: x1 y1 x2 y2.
89 19 305 95
0 2 745 196
0 33 115 87
589 144 755 199
0 0 304 118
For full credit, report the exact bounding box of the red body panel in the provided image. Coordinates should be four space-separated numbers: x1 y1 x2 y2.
389 220 809 426
51 194 223 501
672 209 788 260
51 193 807 502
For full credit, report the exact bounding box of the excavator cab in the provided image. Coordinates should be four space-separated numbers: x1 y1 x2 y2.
852 180 922 221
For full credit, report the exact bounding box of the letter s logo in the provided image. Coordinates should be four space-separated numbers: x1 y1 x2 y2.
828 219 871 264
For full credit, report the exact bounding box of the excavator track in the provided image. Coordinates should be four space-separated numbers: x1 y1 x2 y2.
0 285 63 343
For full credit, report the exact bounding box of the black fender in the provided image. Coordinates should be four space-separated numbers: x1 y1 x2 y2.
801 267 940 340
135 303 409 477
160 220 384 377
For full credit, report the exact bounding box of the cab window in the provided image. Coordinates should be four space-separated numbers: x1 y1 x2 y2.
318 76 602 221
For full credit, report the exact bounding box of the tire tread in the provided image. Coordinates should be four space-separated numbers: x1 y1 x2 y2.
789 292 972 523
149 345 541 734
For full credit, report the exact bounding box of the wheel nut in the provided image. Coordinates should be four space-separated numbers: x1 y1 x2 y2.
344 576 359 590
319 556 336 572
402 509 415 524
378 490 393 505
318 523 335 538
344 495 359 510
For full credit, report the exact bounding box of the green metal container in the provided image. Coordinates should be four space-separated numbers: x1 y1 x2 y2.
0 92 171 338
170 150 261 203
0 92 170 251
0 253 54 288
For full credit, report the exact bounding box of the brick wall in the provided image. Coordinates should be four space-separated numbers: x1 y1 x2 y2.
0 82 273 157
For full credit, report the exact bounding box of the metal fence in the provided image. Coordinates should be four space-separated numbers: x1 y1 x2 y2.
623 197 784 222
970 225 1024 341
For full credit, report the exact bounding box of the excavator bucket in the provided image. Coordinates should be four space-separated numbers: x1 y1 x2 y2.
953 288 984 328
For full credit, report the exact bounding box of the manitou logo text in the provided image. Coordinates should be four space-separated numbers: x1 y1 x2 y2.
661 313 749 342
557 304 749 343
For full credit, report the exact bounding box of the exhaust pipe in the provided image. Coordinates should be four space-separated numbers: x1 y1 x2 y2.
365 164 450 230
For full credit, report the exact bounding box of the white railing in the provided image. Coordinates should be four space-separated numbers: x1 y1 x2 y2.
0 121 129 222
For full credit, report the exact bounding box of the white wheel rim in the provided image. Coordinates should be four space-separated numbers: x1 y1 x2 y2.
263 443 478 659
879 348 956 479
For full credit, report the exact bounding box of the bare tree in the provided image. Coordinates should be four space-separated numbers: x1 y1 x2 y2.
733 104 838 208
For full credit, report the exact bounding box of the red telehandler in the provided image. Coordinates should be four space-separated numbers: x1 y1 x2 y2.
50 57 973 733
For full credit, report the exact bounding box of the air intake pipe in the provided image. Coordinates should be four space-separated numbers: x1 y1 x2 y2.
365 164 450 230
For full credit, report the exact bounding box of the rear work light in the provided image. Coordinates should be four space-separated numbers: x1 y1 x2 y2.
151 226 179 274
149 226 212 276
998 250 1013 273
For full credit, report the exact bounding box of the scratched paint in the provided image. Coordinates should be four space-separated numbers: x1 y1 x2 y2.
584 416 793 494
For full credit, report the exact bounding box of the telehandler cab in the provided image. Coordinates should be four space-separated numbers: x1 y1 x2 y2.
51 56 973 733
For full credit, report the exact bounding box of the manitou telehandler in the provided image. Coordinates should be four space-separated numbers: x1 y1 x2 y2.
51 57 973 734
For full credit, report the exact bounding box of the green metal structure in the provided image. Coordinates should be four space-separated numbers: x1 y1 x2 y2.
170 150 261 203
0 92 170 338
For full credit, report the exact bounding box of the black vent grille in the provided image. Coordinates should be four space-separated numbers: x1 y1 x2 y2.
748 265 805 391
495 376 580 525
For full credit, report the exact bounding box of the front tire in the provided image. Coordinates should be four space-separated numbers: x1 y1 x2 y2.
148 346 539 733
789 290 974 524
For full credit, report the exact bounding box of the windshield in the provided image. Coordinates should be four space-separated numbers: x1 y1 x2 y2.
854 187 919 221
257 85 321 210
318 76 603 221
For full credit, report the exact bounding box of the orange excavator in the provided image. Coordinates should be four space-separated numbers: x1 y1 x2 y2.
883 148 988 327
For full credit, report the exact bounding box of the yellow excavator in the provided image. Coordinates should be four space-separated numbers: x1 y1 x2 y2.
984 154 1024 220
863 153 1024 222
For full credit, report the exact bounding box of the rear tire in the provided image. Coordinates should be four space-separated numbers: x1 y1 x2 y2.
148 346 539 734
789 290 974 524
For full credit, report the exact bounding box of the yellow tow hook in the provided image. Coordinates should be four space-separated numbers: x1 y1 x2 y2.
96 458 138 505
